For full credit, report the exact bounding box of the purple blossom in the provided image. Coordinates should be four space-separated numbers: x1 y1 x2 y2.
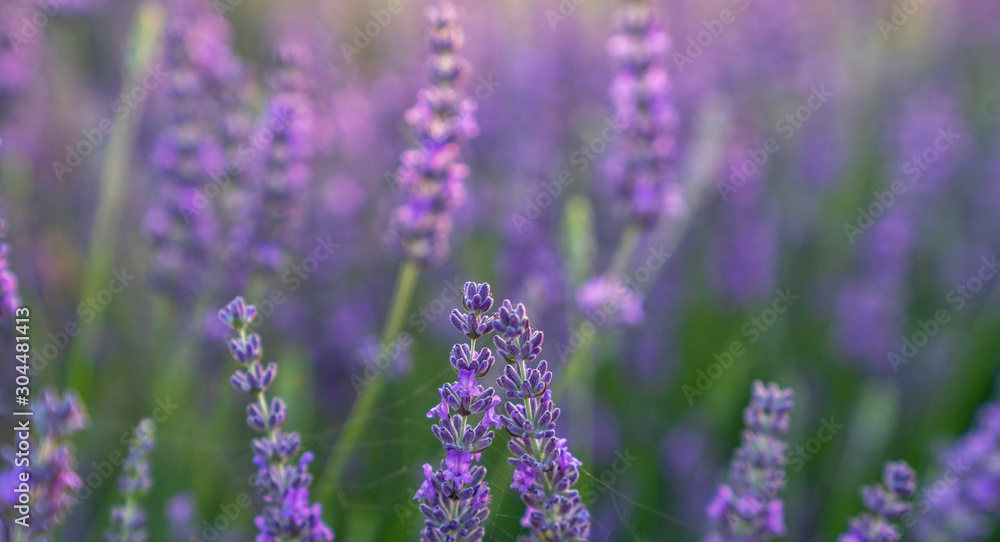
606 0 681 229
105 419 156 542
387 1 479 265
415 282 500 541
0 206 21 322
915 402 1000 542
218 296 334 542
704 381 793 542
838 461 917 542
494 299 590 541
576 276 645 328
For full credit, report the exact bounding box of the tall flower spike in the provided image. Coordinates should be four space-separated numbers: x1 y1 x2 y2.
838 461 917 542
915 401 1000 542
218 296 334 541
0 197 21 322
494 299 590 541
415 282 500 541
0 388 89 540
606 0 680 229
387 0 479 265
704 380 793 542
105 419 157 542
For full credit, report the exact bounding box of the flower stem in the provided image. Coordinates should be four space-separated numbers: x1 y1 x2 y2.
316 260 421 503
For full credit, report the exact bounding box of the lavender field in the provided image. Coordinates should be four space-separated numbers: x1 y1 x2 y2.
2 0 1000 540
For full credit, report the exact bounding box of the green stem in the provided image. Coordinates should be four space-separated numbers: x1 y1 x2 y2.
65 1 165 397
315 261 420 503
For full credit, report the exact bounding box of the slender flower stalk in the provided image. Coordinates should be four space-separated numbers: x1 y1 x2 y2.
386 0 479 266
705 381 793 542
218 296 334 542
915 401 1000 542
0 389 89 542
838 461 917 542
415 282 501 541
493 299 590 540
0 201 21 322
105 419 156 542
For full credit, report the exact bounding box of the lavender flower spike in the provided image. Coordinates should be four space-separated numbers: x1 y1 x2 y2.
705 381 793 542
387 0 479 265
494 299 590 540
915 401 1000 542
219 296 334 542
415 282 501 541
0 198 21 322
105 418 156 542
839 461 917 542
606 0 681 229
1 388 89 540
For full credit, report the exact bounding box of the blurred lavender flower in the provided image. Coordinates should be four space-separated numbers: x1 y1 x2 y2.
387 0 479 266
1 388 89 540
606 0 681 229
493 299 590 540
105 419 156 542
839 461 917 542
575 276 645 327
415 282 499 541
0 203 21 322
705 381 793 542
165 492 198 541
915 402 1000 542
218 296 333 542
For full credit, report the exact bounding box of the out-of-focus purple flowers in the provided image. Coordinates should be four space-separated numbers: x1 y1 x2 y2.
105 418 156 542
705 381 793 542
0 202 20 322
1 388 88 539
916 401 1000 542
606 0 680 229
493 299 590 540
387 0 479 266
415 282 499 541
576 276 645 327
838 461 917 542
218 296 333 542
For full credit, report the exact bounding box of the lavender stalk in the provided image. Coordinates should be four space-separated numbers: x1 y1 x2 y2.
104 419 156 542
218 296 334 541
838 461 917 542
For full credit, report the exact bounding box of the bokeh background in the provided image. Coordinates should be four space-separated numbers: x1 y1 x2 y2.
2 0 1000 540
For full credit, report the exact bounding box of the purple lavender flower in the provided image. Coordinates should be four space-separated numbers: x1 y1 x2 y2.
838 461 917 542
1 388 89 540
0 203 21 322
387 0 479 266
105 419 156 542
218 296 334 542
493 299 590 540
915 402 1000 542
415 282 500 541
575 276 645 327
705 381 793 542
606 0 681 229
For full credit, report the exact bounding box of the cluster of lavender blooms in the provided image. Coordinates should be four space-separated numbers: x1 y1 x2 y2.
386 1 479 266
252 42 316 271
838 461 917 542
493 298 590 539
145 0 241 300
415 282 501 541
915 401 1000 541
0 201 20 322
218 296 333 541
105 418 156 542
605 0 681 229
705 381 793 541
0 389 89 541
